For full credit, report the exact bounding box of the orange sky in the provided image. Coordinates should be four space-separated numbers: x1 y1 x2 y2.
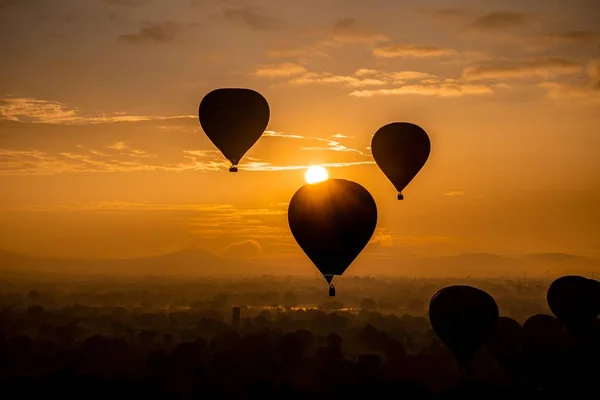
1 0 599 266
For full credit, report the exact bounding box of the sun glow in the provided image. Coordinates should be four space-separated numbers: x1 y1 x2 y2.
304 165 329 184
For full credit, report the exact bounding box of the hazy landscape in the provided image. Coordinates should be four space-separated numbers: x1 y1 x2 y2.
1 248 598 279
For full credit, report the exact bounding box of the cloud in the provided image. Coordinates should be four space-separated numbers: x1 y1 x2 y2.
301 138 369 156
223 239 262 258
266 18 388 61
462 58 581 81
468 12 532 31
444 191 465 197
373 44 456 58
544 30 600 44
240 160 375 172
0 118 373 176
355 69 378 77
539 58 600 104
0 146 226 176
389 71 437 81
350 82 493 98
263 130 371 157
0 97 195 125
263 131 305 139
117 21 183 43
329 18 389 44
107 142 128 151
101 0 149 6
590 59 600 89
289 73 387 88
255 63 307 77
259 65 439 87
429 7 470 19
257 65 494 99
222 6 280 31
370 231 393 247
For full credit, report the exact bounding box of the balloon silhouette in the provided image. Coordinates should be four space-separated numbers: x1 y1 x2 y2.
521 313 565 381
547 275 600 329
199 88 270 172
288 179 377 294
371 122 431 200
486 316 522 373
429 285 499 366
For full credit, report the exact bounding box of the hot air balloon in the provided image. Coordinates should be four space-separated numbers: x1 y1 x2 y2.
199 88 270 172
288 179 377 296
486 316 522 373
521 313 565 382
428 285 499 367
371 122 431 200
547 275 600 330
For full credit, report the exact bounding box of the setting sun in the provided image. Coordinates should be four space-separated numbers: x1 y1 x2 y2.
304 166 329 184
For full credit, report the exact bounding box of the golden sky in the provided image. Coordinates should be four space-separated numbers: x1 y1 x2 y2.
1 0 599 268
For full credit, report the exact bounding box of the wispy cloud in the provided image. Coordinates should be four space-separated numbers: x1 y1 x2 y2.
444 191 465 197
539 58 600 104
101 0 149 6
328 18 389 44
373 44 456 58
427 7 471 19
263 130 305 139
467 12 532 32
221 6 281 31
255 62 307 77
544 30 600 44
0 97 195 125
0 124 373 176
266 18 388 61
463 57 582 81
289 73 387 88
240 160 375 172
116 20 183 44
257 65 497 98
350 81 493 98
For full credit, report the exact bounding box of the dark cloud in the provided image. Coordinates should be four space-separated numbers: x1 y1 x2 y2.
545 30 600 43
463 57 581 80
101 0 149 6
329 18 388 44
222 6 280 31
469 12 532 31
117 21 182 43
430 7 469 18
0 0 46 8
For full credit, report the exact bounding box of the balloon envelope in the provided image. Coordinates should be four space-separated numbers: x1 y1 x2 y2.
288 179 377 283
429 285 499 364
371 122 431 199
199 88 270 169
547 275 600 327
487 317 522 371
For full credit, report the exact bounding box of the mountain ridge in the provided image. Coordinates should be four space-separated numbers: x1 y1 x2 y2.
0 249 598 278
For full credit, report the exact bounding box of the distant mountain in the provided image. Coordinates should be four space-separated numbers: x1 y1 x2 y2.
522 253 598 265
411 253 525 278
389 252 599 278
0 249 597 279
